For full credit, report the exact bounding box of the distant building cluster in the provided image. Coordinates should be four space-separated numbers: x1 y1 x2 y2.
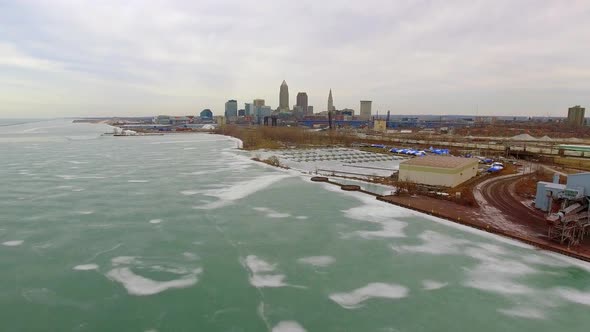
148 80 586 131
213 80 375 127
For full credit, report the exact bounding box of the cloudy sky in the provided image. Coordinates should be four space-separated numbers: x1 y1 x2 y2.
1 0 589 118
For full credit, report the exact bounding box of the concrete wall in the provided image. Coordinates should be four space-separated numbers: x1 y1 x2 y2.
398 161 478 187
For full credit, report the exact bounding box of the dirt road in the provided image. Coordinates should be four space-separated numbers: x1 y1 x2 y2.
474 170 547 236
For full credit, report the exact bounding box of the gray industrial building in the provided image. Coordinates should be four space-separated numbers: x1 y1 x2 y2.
536 172 590 212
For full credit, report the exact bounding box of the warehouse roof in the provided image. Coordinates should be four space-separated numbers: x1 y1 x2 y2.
400 155 478 169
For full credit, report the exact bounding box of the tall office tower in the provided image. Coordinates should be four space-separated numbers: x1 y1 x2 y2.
253 99 265 107
307 106 314 114
296 92 308 113
244 103 253 116
225 100 238 120
568 105 586 126
279 80 289 112
328 89 334 112
360 100 372 120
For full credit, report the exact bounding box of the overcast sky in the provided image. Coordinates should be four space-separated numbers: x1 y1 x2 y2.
1 0 589 118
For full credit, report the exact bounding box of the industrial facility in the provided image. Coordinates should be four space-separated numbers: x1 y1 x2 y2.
398 155 479 187
535 172 590 246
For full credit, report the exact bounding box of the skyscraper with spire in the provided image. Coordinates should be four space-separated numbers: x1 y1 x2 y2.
328 89 335 112
279 80 289 112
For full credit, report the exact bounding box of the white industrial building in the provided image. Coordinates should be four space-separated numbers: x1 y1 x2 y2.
398 156 479 187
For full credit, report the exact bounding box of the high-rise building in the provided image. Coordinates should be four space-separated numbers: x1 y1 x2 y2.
568 105 586 126
279 80 289 112
296 92 308 113
253 99 265 107
244 103 253 116
360 100 372 120
328 89 335 112
255 105 273 124
225 100 238 120
307 106 314 114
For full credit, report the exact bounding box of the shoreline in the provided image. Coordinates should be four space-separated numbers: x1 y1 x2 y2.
311 175 590 263
214 132 590 263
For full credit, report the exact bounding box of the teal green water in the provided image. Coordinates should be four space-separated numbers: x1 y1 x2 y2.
1 120 589 332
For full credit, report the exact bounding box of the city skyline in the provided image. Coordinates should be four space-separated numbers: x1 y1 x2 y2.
1 1 589 118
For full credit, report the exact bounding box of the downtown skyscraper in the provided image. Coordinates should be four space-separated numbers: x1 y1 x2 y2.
328 89 335 112
279 80 289 112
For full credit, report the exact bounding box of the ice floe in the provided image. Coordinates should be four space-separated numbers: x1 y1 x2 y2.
106 267 202 295
106 256 202 296
330 283 409 309
272 321 307 332
422 280 448 291
73 264 99 271
241 255 287 288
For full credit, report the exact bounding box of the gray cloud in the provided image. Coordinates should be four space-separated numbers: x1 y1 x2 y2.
0 0 589 117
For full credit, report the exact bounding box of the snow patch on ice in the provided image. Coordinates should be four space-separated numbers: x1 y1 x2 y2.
329 283 408 309
194 174 293 209
253 207 291 219
106 267 202 296
498 307 546 319
297 256 335 267
422 280 448 290
180 190 201 196
463 248 538 296
2 240 24 246
272 321 306 332
555 287 590 306
393 231 470 255
73 264 99 271
241 255 287 288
